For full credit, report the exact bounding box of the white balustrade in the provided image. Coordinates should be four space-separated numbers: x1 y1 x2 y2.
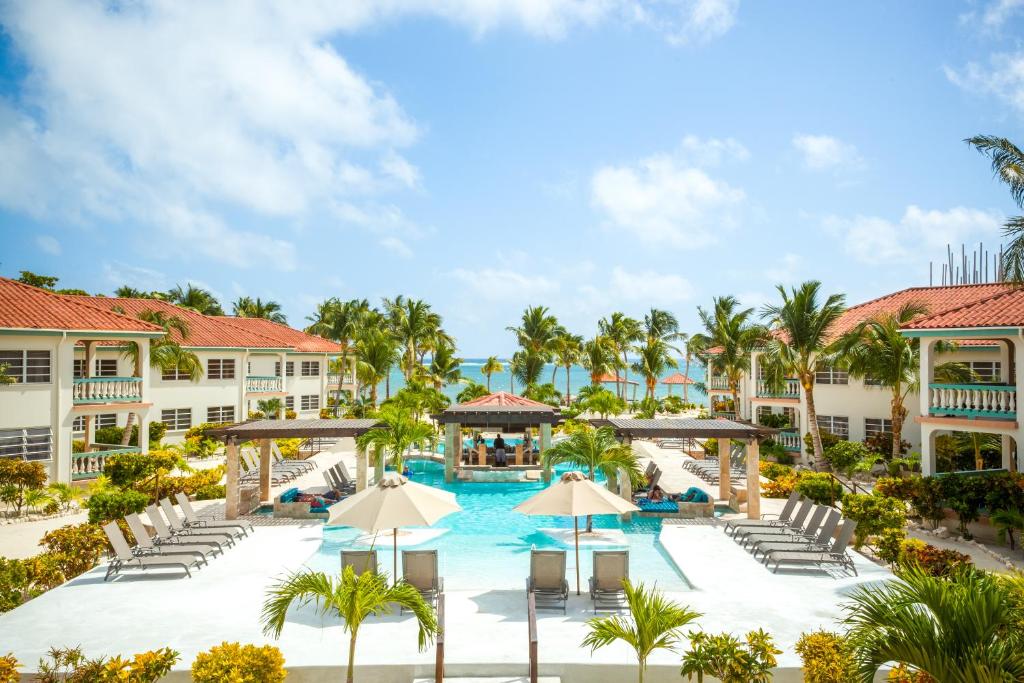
246 375 284 393
756 378 800 398
928 383 1017 419
72 377 142 404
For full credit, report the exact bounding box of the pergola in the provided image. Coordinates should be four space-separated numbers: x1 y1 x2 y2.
434 392 561 482
593 417 776 519
213 418 382 519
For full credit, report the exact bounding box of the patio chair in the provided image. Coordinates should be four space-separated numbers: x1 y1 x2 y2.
731 498 813 542
342 549 379 577
633 469 662 497
174 492 253 536
749 509 841 559
240 451 294 484
271 441 315 472
723 491 801 535
161 497 243 542
102 522 200 581
643 461 658 478
765 520 859 575
589 550 629 612
124 513 217 562
527 549 569 614
150 502 235 548
402 550 443 611
327 464 356 493
738 504 828 549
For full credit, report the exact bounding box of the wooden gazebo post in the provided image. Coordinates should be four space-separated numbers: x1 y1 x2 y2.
745 438 761 519
718 437 731 501
259 438 272 502
225 436 239 520
355 443 369 492
444 422 459 483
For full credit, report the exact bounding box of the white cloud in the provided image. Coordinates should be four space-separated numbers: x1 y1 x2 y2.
380 236 413 259
823 205 1002 265
946 51 1024 114
634 0 740 46
35 234 61 255
449 268 561 302
961 0 1024 31
605 266 694 305
792 134 864 171
102 262 169 293
591 147 745 247
763 252 800 284
678 135 750 166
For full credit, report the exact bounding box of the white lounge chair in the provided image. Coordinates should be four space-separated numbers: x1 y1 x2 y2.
146 504 228 552
102 522 200 580
402 549 443 610
589 550 629 612
174 493 253 536
527 549 569 614
125 512 218 561
160 498 241 543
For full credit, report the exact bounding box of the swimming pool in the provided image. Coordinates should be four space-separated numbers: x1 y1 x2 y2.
306 459 691 591
436 437 524 455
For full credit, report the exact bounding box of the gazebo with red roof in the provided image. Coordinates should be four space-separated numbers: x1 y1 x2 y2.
435 392 561 482
595 372 640 402
660 372 696 398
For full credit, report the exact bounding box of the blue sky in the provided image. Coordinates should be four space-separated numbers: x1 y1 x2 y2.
1 1 1023 356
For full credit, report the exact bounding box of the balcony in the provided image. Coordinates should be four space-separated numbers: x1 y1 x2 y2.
246 375 284 393
756 378 800 399
72 445 139 481
777 430 802 452
708 376 728 391
72 377 142 405
327 373 356 386
711 410 737 420
928 383 1017 420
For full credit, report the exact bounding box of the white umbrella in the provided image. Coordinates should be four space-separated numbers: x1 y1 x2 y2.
327 472 461 581
514 470 639 594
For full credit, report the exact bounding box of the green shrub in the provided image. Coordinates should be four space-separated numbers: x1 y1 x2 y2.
661 395 687 413
841 493 906 549
37 646 178 683
93 421 167 448
794 630 856 683
86 489 149 524
804 429 842 457
72 439 85 454
874 527 907 566
680 629 780 682
137 466 225 501
190 642 286 683
774 450 795 465
195 484 226 500
823 440 869 476
759 461 793 481
0 558 28 613
39 523 108 577
794 472 844 506
897 539 973 577
758 413 792 429
0 652 18 683
0 460 47 516
874 476 917 500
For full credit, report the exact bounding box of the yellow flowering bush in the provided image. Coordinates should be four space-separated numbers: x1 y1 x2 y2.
794 630 855 682
191 642 286 683
0 653 19 683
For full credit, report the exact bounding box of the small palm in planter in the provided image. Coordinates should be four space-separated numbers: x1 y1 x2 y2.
582 580 701 683
261 565 438 683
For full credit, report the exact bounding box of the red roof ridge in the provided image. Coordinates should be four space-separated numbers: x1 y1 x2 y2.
903 285 1024 329
0 278 163 333
839 282 1014 317
213 315 341 353
459 391 554 409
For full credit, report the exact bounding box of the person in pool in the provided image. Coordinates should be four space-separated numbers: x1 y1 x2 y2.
493 433 507 466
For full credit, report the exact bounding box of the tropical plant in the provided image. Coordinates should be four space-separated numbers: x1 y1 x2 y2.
822 440 869 476
45 482 81 513
552 331 583 403
992 508 1024 551
582 387 626 418
582 580 701 683
0 653 17 683
85 488 149 524
522 382 562 406
843 568 1024 682
355 403 435 474
632 339 678 400
36 646 178 683
262 566 438 683
165 283 224 315
840 493 907 549
0 363 15 385
23 488 54 515
794 630 856 683
114 285 165 299
457 381 490 403
191 642 286 683
480 356 504 392
599 312 642 399
680 629 780 683
355 327 400 407
428 340 463 390
682 336 703 403
0 460 47 516
16 271 58 289
510 349 545 390
966 135 1024 280
759 281 846 468
581 335 616 386
952 430 1002 471
256 398 283 419
691 296 766 422
232 296 287 323
384 296 443 381
307 297 370 413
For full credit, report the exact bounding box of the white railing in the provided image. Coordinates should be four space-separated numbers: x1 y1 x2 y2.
777 430 801 452
72 377 142 404
327 373 355 386
246 375 283 393
928 383 1017 419
708 376 728 390
71 446 139 480
756 378 800 399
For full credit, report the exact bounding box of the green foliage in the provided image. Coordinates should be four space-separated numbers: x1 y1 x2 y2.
841 493 906 549
794 472 844 505
39 523 108 577
46 482 82 512
0 558 28 612
582 387 626 418
661 395 690 414
93 421 167 448
582 580 701 683
863 432 910 457
37 645 178 683
522 382 562 407
356 403 436 474
542 426 644 489
758 461 793 481
633 396 660 419
86 488 149 524
104 449 185 489
794 630 856 683
17 270 58 289
0 652 18 683
456 381 489 404
873 527 907 566
804 429 842 458
190 642 286 683
0 363 15 385
0 459 48 516
823 440 869 476
896 539 973 578
991 508 1024 550
873 476 917 500
680 628 780 683
136 466 224 502
757 412 791 429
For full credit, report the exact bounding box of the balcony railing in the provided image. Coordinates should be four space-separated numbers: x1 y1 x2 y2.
71 445 139 480
246 375 283 393
928 383 1017 420
777 430 802 452
711 410 737 420
708 376 728 391
72 377 142 405
756 378 800 399
327 373 356 386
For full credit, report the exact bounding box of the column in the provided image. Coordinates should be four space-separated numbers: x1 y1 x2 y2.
54 336 75 484
374 445 384 483
745 439 760 520
540 423 552 482
225 437 240 520
718 437 731 501
1002 434 1013 471
919 338 935 418
259 438 272 501
444 422 458 483
618 466 633 522
138 410 150 455
83 341 95 447
355 444 369 491
1015 337 1024 474
920 427 936 477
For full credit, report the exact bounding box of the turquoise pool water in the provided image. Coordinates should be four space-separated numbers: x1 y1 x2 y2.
306 459 690 591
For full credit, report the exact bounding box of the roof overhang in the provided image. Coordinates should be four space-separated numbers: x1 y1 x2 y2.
592 417 776 441
210 418 384 441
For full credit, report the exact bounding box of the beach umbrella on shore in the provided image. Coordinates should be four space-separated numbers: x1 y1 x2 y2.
327 473 461 581
514 470 639 595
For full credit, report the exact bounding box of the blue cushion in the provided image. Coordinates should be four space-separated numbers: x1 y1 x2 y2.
280 488 299 503
680 487 710 503
638 500 678 512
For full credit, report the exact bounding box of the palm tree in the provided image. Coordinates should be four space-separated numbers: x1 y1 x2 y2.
583 388 626 419
632 339 678 400
682 337 704 404
114 286 164 299
966 135 1024 280
233 296 287 324
758 282 846 469
385 297 442 381
456 382 489 403
581 335 616 386
508 305 562 357
165 283 224 315
262 566 438 683
355 328 399 408
307 298 370 415
542 425 642 531
953 430 1002 471
256 398 284 419
843 568 1024 683
480 356 503 392
552 332 583 404
356 403 436 474
511 350 545 390
690 296 765 422
428 341 463 390
599 313 642 399
582 580 702 683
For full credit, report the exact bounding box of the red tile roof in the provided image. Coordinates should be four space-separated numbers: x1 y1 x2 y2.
458 391 555 409
0 278 163 333
903 286 1024 330
595 372 640 385
213 316 341 353
661 372 696 385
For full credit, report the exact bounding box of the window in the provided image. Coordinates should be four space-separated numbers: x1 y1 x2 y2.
756 405 773 422
207 405 235 423
864 418 893 440
0 427 52 461
300 394 319 411
301 361 320 377
73 359 86 379
863 375 884 387
161 365 190 380
73 414 117 433
275 361 295 377
815 365 848 385
161 408 192 431
207 359 235 380
967 361 1001 383
72 415 84 432
285 396 295 411
94 359 117 377
0 350 51 384
816 415 849 440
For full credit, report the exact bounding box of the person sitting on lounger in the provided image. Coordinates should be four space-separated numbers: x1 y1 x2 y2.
677 486 710 503
648 485 665 502
494 434 507 466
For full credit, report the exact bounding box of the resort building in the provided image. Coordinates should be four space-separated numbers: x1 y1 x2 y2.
706 284 1013 464
0 277 352 484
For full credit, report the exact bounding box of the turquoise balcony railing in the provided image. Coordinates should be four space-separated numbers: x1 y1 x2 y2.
71 445 139 480
72 377 142 405
756 378 800 399
928 383 1017 420
246 375 283 393
777 430 802 452
708 376 729 391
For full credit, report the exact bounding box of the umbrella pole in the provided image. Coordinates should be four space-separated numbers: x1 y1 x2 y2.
393 528 398 586
574 516 581 595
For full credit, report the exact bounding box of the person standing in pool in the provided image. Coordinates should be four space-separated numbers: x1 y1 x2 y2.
493 433 507 466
